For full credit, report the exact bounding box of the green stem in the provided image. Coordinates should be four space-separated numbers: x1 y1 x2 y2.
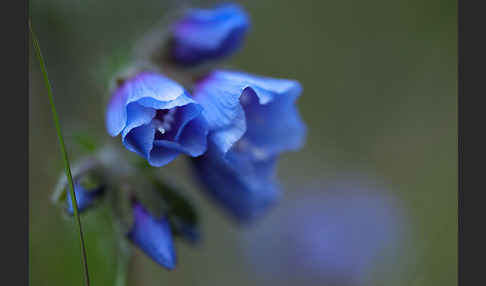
114 238 131 286
29 19 91 286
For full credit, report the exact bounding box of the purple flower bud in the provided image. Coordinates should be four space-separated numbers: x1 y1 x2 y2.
169 3 249 66
127 202 176 269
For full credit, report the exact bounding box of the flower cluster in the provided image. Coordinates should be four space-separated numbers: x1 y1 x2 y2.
55 3 305 271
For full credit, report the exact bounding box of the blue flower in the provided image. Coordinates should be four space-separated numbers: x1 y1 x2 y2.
241 186 405 285
106 71 208 167
127 202 176 269
169 3 249 66
66 180 105 215
191 70 306 221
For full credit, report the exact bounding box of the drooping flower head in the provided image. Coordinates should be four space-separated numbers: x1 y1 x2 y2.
192 70 306 221
241 185 405 285
169 3 249 66
106 71 208 167
127 201 176 269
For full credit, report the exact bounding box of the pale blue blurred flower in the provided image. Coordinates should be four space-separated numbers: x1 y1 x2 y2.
241 185 404 285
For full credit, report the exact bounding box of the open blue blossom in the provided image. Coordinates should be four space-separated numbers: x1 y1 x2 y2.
191 70 305 221
169 3 249 66
241 186 405 285
66 180 105 215
106 71 208 167
127 202 176 269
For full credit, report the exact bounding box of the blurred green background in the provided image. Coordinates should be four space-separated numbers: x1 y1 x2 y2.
29 0 457 285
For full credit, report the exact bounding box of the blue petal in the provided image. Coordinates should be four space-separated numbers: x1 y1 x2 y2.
147 104 208 167
191 145 280 222
106 72 189 136
122 123 155 158
176 116 209 156
170 3 249 66
125 72 188 105
66 182 104 215
148 141 181 167
127 202 176 270
170 103 203 141
194 70 305 155
106 82 130 136
147 121 207 166
239 87 306 156
193 75 246 153
121 103 156 138
135 93 195 110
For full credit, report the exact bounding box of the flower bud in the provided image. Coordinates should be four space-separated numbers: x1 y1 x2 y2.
127 201 176 269
168 3 249 66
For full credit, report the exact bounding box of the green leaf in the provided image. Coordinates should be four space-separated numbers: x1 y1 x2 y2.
30 19 91 285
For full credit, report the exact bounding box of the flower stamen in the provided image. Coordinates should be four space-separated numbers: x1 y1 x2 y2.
153 109 177 135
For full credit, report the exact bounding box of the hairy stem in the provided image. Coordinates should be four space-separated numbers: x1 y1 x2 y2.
29 19 91 286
